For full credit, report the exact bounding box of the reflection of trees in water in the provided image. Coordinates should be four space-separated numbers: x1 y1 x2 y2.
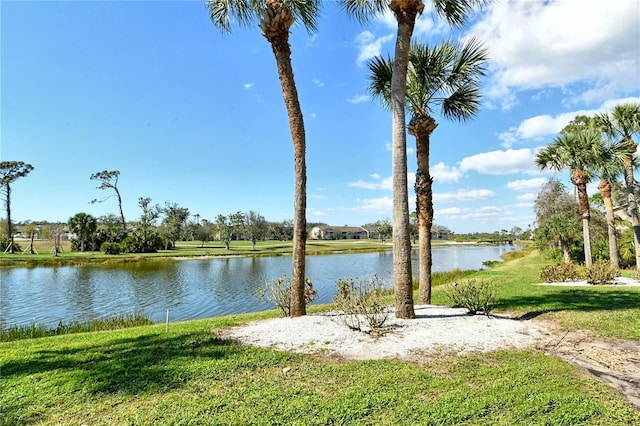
64 266 97 321
4 247 525 326
127 261 185 313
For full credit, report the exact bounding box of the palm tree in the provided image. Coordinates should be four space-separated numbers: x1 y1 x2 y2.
207 0 320 317
593 141 628 268
594 102 640 270
342 0 487 319
69 212 97 253
368 38 488 304
562 115 627 268
536 130 607 267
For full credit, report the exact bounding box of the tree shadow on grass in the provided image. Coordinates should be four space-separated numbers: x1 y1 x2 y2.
496 287 640 320
1 327 293 422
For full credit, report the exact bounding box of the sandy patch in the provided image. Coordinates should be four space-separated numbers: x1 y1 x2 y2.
537 277 640 287
223 305 640 409
224 305 545 361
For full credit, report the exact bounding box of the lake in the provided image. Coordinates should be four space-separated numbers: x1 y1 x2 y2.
0 244 521 328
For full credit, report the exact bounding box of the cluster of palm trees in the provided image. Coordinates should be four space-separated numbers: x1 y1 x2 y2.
536 103 640 270
207 0 489 318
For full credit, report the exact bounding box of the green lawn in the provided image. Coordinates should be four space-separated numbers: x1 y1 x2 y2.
0 238 393 268
1 248 639 424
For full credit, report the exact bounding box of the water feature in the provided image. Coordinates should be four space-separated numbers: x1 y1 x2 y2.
1 244 522 327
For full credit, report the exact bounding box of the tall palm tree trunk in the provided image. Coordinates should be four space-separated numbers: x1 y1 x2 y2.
573 171 592 267
598 179 620 268
409 114 437 305
623 143 640 271
389 0 422 319
261 1 307 317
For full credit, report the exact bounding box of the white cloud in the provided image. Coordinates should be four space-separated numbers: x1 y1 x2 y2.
499 96 640 144
506 177 547 192
347 94 369 104
348 173 415 191
312 78 324 87
431 162 462 183
370 173 381 180
434 189 496 204
355 30 394 67
354 196 393 213
516 193 537 202
515 202 534 209
243 83 254 90
348 176 392 190
459 148 537 175
437 205 509 222
467 0 640 109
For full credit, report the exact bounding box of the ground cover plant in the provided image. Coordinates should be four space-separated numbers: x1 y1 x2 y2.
0 313 152 342
2 248 639 424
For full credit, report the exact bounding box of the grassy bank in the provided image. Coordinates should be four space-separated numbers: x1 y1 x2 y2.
1 248 639 424
0 239 395 268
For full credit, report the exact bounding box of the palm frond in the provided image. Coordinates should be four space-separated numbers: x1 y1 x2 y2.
367 54 394 110
207 0 256 33
432 0 490 27
340 0 388 24
286 0 321 33
441 84 481 122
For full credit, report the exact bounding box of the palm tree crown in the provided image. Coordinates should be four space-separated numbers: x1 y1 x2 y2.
368 38 488 120
208 0 320 34
368 38 487 304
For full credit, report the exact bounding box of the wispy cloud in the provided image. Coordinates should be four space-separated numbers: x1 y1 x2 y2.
354 30 394 67
434 189 497 204
347 94 369 104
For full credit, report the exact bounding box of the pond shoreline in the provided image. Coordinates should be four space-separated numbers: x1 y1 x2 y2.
0 239 508 269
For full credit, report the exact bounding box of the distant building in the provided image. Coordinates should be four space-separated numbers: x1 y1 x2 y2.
310 225 370 240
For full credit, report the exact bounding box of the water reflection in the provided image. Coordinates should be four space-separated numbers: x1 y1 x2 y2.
1 245 522 327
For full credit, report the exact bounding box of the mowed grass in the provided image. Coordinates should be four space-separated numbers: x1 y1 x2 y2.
1 248 639 424
431 247 640 341
0 238 392 268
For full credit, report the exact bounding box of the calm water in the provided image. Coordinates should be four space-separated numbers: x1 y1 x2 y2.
1 245 521 327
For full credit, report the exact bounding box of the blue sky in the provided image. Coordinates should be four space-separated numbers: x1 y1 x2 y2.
2 0 639 234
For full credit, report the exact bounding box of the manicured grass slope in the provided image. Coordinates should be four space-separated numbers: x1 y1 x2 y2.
432 248 640 341
2 248 639 424
2 319 638 425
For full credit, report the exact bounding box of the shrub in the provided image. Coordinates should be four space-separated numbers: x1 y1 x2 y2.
100 242 121 255
540 262 583 283
585 259 618 285
332 276 390 334
255 274 317 317
444 279 495 316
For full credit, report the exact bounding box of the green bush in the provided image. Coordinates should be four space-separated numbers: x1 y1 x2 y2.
539 262 583 283
444 279 495 316
585 259 618 285
255 274 317 317
100 242 121 255
332 276 390 334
